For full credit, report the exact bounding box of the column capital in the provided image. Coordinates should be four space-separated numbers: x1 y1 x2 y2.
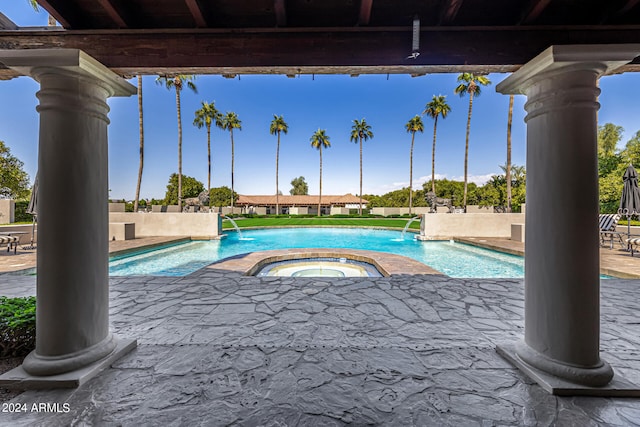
0 48 135 97
496 44 640 95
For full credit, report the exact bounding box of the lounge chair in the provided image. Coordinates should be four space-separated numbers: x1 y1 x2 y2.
599 213 624 249
626 237 640 256
0 235 19 254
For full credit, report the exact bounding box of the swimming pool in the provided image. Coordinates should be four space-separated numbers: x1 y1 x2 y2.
108 227 525 278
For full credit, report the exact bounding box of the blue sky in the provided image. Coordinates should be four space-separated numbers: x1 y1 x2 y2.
2 3 640 200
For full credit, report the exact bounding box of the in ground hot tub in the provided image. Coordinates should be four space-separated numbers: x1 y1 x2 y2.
254 257 383 277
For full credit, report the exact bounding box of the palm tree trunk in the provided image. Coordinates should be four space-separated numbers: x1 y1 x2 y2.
207 123 211 206
409 132 415 215
230 130 235 210
359 136 363 216
276 132 280 215
318 146 322 217
134 75 144 213
506 95 514 213
463 92 474 210
431 116 438 195
176 88 183 210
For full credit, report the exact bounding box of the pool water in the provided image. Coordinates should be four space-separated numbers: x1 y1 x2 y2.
108 227 525 278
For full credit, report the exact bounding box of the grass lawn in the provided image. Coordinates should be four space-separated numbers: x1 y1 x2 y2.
222 217 421 230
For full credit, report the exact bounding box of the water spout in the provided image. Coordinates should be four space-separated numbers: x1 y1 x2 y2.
400 216 421 240
222 215 243 239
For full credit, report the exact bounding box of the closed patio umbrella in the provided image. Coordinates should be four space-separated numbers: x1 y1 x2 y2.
24 174 37 249
618 164 640 246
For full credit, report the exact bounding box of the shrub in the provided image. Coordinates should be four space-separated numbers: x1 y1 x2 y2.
14 200 32 223
0 296 36 358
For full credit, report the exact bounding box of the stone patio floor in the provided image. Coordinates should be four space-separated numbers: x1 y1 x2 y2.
1 265 640 425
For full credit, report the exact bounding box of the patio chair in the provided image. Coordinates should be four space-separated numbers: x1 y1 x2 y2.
599 213 624 249
0 235 19 254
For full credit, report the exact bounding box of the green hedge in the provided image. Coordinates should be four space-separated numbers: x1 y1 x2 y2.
0 296 36 358
14 200 33 223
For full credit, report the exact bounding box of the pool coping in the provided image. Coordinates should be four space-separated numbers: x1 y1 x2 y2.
205 248 444 277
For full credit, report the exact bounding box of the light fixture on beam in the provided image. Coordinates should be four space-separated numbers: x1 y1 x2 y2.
406 15 420 60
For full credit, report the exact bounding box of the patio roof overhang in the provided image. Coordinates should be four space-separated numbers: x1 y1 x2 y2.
1 0 639 79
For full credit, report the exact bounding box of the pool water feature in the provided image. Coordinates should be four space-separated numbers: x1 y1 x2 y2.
108 227 527 278
255 257 383 277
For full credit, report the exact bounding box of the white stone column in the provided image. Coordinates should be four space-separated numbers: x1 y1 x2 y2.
0 50 136 382
496 45 640 391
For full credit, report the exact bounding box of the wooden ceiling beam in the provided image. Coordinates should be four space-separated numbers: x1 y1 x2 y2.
438 0 464 25
1 26 639 77
358 0 373 26
184 0 207 28
520 0 552 25
97 0 127 28
274 0 287 27
618 0 640 15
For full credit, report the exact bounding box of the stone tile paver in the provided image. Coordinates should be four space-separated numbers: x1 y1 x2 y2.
0 269 639 425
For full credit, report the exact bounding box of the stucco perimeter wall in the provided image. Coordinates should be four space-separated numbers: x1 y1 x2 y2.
0 199 15 224
0 224 35 244
109 212 222 238
371 207 431 216
420 213 526 239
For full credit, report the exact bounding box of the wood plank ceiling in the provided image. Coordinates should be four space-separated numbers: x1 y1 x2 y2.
1 0 639 78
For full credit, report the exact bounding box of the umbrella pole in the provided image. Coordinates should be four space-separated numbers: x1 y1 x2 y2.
628 216 631 251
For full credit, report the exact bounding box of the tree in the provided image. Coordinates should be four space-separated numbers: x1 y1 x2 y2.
0 141 30 200
405 115 424 215
423 95 451 195
156 74 197 210
349 118 374 215
454 73 492 210
209 186 238 208
422 178 477 207
219 112 242 209
598 123 624 157
310 129 331 216
290 176 309 195
193 101 222 205
133 75 144 213
622 130 640 166
506 95 514 212
269 115 289 215
164 173 204 205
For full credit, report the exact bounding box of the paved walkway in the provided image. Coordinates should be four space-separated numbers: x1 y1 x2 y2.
1 268 640 425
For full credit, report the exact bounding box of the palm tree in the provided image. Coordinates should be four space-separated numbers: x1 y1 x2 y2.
133 75 144 213
269 115 289 215
310 129 331 216
423 95 451 195
220 112 242 209
156 75 197 210
405 115 424 215
193 101 221 205
349 118 374 216
454 73 491 210
506 95 514 213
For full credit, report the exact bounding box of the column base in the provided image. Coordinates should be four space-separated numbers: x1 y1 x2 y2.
23 333 119 376
497 342 640 396
0 337 136 390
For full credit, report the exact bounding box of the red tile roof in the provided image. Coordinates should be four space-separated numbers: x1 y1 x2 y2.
236 194 367 206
